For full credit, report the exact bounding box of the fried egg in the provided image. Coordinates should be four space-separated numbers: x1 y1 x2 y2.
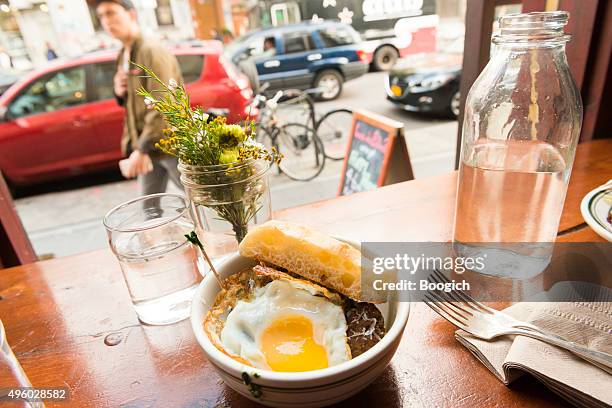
219 278 350 372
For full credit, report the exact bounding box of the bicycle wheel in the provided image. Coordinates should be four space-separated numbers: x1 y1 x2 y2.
276 123 325 181
316 108 353 160
254 122 270 144
254 125 283 176
276 89 316 128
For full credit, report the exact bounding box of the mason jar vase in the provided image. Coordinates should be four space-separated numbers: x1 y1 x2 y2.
178 159 272 262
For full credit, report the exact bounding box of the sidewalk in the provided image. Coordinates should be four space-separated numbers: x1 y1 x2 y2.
15 121 458 258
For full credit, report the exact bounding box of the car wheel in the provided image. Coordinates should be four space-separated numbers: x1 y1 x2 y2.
372 46 399 71
313 70 343 101
449 90 461 118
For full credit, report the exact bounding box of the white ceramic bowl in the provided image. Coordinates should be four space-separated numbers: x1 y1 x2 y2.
580 180 612 242
190 252 410 408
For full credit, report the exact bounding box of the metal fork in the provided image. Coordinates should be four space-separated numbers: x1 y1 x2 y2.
424 269 612 375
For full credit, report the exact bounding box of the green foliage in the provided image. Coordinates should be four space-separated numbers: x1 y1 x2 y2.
133 62 280 167
134 62 280 243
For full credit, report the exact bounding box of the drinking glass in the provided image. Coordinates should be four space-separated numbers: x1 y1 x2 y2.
103 193 203 325
1 319 44 408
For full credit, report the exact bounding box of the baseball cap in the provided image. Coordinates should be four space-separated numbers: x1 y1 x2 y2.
95 0 135 10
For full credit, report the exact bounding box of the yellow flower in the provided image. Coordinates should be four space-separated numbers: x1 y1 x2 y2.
219 124 247 148
219 148 239 164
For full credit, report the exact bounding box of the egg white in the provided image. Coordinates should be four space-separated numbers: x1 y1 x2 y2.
220 279 350 371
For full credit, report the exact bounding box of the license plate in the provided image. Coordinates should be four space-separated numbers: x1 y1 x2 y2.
391 85 403 97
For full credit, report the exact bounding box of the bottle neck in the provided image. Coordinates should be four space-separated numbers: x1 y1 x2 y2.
493 43 568 56
491 41 569 71
493 11 570 49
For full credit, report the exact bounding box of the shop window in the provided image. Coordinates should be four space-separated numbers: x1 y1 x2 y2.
270 2 300 26
156 0 174 26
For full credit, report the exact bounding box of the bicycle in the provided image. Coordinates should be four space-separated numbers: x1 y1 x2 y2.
315 108 353 160
251 88 325 182
273 88 353 161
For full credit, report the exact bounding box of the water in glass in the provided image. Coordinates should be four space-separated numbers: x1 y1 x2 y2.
104 194 202 325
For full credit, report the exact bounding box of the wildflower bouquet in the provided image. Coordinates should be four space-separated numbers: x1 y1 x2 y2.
135 63 280 243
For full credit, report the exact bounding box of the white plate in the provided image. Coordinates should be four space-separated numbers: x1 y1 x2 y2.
580 180 612 242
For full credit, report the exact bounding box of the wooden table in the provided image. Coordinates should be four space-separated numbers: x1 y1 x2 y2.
1 139 610 408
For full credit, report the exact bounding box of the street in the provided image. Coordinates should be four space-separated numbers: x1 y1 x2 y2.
15 71 458 258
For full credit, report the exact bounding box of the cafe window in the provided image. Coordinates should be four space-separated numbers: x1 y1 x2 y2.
8 66 86 118
155 0 174 26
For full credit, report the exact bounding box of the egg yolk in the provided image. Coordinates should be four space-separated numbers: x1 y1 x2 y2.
260 315 328 372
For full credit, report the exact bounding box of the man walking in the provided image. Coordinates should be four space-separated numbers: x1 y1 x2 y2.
96 0 183 195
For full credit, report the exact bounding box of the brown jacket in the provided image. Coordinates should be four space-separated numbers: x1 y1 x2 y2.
115 35 182 156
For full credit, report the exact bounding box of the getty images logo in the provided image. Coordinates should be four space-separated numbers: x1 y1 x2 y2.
372 253 487 275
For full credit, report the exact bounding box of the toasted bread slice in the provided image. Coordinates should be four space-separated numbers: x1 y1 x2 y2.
239 220 370 302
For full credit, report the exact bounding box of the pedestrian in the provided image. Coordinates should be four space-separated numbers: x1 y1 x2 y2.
221 28 234 44
45 42 58 60
210 29 222 42
95 0 183 196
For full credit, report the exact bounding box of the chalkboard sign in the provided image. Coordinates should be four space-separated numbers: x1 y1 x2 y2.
339 110 413 196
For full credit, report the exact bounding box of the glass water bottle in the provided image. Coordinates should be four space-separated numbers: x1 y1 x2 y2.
453 12 583 278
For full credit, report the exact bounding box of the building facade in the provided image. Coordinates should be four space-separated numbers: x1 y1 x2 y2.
0 0 195 69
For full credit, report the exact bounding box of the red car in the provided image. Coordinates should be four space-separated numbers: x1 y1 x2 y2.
0 41 253 187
